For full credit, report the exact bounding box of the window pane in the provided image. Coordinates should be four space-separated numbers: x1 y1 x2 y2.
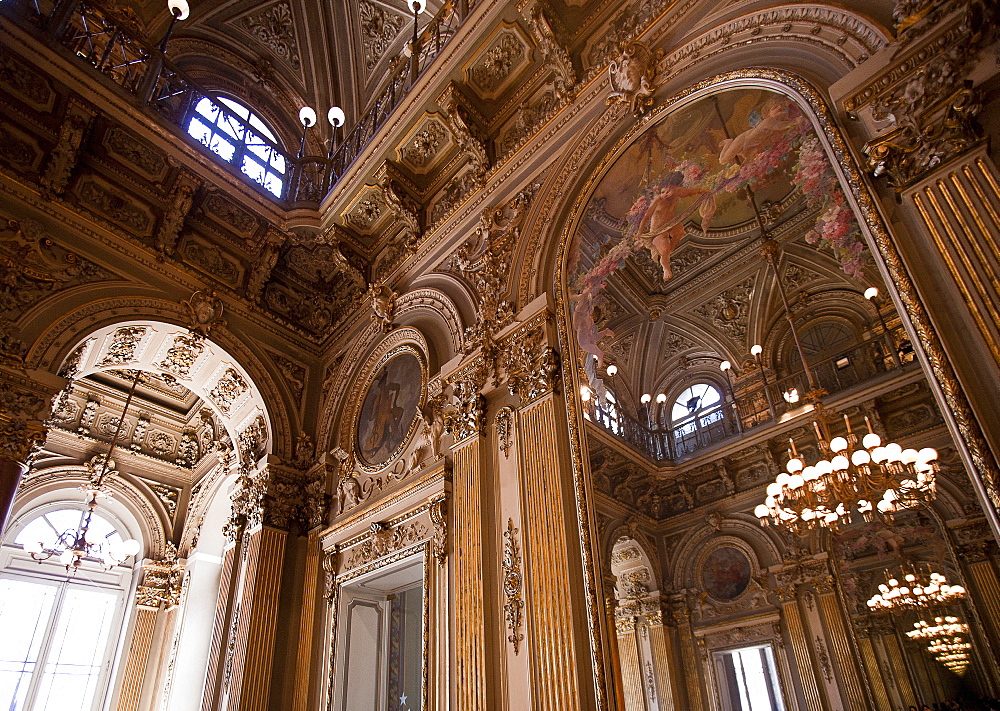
263 173 283 198
247 113 277 142
270 152 286 174
0 579 57 711
187 117 213 146
217 96 250 120
194 97 219 121
33 588 118 711
209 134 236 162
242 155 266 184
217 112 245 142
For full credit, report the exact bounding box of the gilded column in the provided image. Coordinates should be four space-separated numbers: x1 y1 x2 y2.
774 585 825 711
0 365 65 534
201 459 299 711
881 632 917 709
645 609 677 711
447 380 491 711
855 630 892 711
223 524 286 711
957 540 1000 691
518 393 584 711
814 577 868 710
200 540 238 711
117 551 183 711
671 606 704 711
615 616 645 711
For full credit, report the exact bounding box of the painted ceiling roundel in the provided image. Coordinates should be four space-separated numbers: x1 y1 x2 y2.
569 87 866 368
356 352 423 467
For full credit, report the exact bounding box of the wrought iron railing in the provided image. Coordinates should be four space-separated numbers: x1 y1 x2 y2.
14 0 465 203
586 326 918 462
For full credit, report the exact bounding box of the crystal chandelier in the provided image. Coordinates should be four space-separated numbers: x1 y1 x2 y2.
22 372 143 572
906 616 972 675
754 414 938 534
866 565 966 611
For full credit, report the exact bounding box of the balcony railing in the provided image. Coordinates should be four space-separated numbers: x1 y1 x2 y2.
15 0 464 203
586 326 918 462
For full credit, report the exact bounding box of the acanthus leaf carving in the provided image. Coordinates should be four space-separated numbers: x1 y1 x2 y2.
526 5 577 103
862 6 997 188
241 1 301 69
439 83 489 185
378 175 421 251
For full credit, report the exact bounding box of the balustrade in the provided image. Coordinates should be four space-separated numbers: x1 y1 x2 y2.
5 0 464 203
586 326 918 462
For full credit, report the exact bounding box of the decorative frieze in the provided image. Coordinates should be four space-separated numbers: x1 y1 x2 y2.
157 332 205 378
209 368 248 415
345 521 428 570
75 175 153 235
98 327 147 366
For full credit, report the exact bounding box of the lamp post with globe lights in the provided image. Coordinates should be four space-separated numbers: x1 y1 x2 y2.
159 0 190 52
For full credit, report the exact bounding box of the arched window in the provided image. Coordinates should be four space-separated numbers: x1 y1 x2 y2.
594 389 621 435
186 95 288 198
670 382 726 457
0 505 140 711
671 383 721 422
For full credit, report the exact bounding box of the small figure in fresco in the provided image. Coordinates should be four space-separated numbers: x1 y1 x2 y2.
718 96 800 165
634 171 708 280
363 368 403 457
570 291 614 368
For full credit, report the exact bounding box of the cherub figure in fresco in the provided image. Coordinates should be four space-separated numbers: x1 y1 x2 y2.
634 171 709 280
718 96 800 165
570 291 614 368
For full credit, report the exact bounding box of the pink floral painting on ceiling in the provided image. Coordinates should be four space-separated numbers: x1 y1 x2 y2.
569 87 866 366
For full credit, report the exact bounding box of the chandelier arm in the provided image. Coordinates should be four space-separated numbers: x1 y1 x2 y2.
92 370 143 488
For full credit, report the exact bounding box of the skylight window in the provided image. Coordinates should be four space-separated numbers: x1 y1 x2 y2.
186 96 287 198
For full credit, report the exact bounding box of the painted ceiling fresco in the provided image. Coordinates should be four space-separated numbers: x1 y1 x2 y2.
569 87 867 368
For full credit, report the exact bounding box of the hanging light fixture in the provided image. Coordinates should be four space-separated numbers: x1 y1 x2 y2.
754 413 938 534
22 372 143 572
906 615 973 675
866 564 966 610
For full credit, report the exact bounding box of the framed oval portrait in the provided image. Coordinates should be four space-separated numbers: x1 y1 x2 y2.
701 546 752 601
355 352 424 467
